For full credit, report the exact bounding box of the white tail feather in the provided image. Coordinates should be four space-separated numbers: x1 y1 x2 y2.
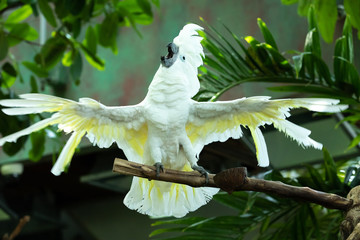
124 177 219 218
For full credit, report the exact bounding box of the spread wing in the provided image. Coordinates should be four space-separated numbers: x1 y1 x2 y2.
0 93 147 175
186 97 347 167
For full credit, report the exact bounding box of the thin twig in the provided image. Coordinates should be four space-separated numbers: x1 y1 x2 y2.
2 215 30 240
113 158 352 211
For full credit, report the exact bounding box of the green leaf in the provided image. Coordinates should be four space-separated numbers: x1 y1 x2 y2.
152 217 206 227
98 12 118 48
83 26 97 55
260 43 293 74
136 0 152 16
314 0 337 43
344 0 360 35
80 43 105 70
62 51 74 67
312 54 331 86
1 71 16 88
151 0 160 7
22 61 49 77
301 52 331 85
38 0 57 27
0 31 9 61
347 134 360 150
297 0 311 16
70 52 82 85
71 19 82 39
334 37 346 84
6 5 32 23
0 0 7 11
333 17 355 87
84 53 105 70
2 62 17 77
334 56 360 96
305 8 321 57
149 227 187 238
322 148 342 189
267 85 349 98
213 192 248 211
66 0 86 16
116 0 154 25
35 37 67 69
155 235 231 240
30 75 39 93
244 192 259 214
2 139 26 156
257 18 278 50
343 16 354 64
28 129 45 162
293 55 303 78
7 23 39 46
54 0 69 19
307 5 317 31
281 0 298 4
260 216 271 233
184 216 248 234
0 99 29 156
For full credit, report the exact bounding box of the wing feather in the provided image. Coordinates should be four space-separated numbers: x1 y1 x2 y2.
0 93 147 174
187 97 347 166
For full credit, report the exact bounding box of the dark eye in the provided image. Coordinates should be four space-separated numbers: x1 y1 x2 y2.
182 56 185 60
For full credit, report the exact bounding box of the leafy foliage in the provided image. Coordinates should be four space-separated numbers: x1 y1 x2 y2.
281 0 360 42
195 7 359 103
151 149 359 240
0 0 158 159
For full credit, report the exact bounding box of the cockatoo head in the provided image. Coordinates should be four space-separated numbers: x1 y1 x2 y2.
159 23 204 97
161 23 204 69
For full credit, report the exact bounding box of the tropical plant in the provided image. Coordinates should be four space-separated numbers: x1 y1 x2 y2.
195 9 358 104
151 150 358 240
281 0 360 43
0 0 158 161
151 2 360 239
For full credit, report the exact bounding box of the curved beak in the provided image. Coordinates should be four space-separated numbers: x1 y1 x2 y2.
160 42 179 68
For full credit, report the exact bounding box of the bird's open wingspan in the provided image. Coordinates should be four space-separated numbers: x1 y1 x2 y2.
0 93 147 175
186 97 347 167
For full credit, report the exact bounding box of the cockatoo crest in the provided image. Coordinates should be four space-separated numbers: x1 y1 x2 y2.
158 23 204 97
173 23 204 68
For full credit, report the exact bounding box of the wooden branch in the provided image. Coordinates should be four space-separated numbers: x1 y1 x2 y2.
113 158 352 211
341 186 360 240
2 215 30 240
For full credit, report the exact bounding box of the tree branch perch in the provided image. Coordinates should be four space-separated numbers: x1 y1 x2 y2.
113 158 352 211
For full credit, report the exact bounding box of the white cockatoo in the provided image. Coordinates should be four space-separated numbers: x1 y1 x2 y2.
0 23 347 217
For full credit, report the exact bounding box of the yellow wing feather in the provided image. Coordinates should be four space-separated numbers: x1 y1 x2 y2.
0 93 147 174
187 97 347 166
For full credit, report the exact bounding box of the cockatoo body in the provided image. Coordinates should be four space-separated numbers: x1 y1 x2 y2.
0 24 347 218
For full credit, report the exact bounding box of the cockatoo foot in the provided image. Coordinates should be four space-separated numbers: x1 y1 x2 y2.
192 165 209 185
154 162 164 177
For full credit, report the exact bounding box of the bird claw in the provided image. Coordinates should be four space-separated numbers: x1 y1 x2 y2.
154 162 164 177
192 165 209 185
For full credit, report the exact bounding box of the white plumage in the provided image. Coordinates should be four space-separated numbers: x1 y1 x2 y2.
0 23 347 217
